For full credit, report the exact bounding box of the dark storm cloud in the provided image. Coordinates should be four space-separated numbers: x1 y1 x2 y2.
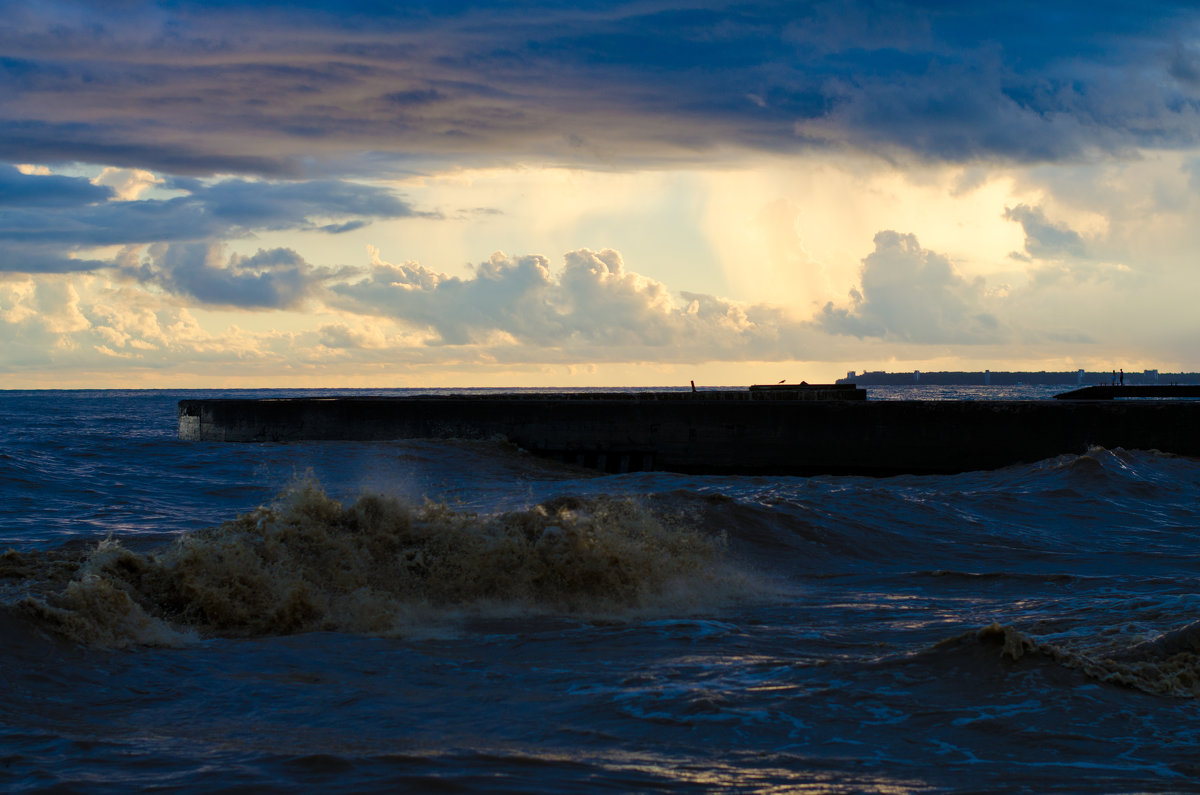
0 122 298 178
178 179 428 228
4 1 1200 176
0 165 113 206
0 167 430 273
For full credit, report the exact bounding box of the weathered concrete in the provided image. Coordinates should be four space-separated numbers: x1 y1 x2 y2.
746 383 865 400
178 393 1200 476
1054 385 1200 400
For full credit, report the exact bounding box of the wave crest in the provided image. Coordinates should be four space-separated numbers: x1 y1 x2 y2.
15 483 748 646
940 622 1200 698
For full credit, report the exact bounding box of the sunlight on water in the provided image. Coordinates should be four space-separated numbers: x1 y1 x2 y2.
4 390 1200 793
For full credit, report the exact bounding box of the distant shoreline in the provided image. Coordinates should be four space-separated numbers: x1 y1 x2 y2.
838 369 1197 386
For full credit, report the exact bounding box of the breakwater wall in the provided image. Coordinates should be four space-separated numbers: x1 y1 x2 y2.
178 393 1200 476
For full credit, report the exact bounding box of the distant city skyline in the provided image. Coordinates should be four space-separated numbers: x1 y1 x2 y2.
840 368 1192 386
5 2 1200 386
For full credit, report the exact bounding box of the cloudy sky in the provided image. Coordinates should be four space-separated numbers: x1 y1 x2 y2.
4 0 1200 387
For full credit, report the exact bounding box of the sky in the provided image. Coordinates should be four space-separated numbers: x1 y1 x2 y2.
4 1 1200 387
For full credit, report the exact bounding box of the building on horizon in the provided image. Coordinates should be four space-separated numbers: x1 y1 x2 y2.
839 369 1188 386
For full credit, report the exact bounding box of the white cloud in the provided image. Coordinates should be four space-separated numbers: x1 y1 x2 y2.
328 246 833 362
92 167 163 201
0 274 280 373
820 231 1006 344
318 322 391 351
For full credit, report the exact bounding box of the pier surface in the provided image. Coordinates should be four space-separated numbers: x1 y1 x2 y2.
1054 385 1200 400
178 391 1200 476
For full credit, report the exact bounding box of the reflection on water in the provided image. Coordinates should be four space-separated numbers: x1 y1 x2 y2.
2 389 1200 792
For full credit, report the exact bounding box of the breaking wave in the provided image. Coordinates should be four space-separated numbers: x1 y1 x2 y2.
935 622 1200 698
5 482 754 647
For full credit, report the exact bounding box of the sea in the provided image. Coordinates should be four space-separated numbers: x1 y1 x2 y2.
3 385 1200 793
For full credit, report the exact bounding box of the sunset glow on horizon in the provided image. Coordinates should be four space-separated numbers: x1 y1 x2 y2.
5 1 1200 387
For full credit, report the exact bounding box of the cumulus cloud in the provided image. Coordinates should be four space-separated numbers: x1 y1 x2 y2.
330 248 558 345
0 277 89 344
2 2 1200 175
0 259 823 381
0 274 243 370
329 247 821 360
1004 204 1087 259
820 231 1005 343
1000 203 1147 294
92 167 162 201
0 235 1141 382
122 243 348 309
318 322 390 351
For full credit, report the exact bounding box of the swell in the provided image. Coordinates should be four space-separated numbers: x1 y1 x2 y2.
674 446 1200 574
3 482 758 647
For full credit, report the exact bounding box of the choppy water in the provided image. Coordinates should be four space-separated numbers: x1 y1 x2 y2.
4 387 1200 793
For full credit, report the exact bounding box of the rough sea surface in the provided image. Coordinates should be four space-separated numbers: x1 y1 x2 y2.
3 387 1200 793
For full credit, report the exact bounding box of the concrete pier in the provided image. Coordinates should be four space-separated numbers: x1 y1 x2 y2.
178 390 1200 476
1054 385 1200 400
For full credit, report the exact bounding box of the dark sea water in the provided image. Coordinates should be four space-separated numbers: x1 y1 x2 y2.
3 387 1200 793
